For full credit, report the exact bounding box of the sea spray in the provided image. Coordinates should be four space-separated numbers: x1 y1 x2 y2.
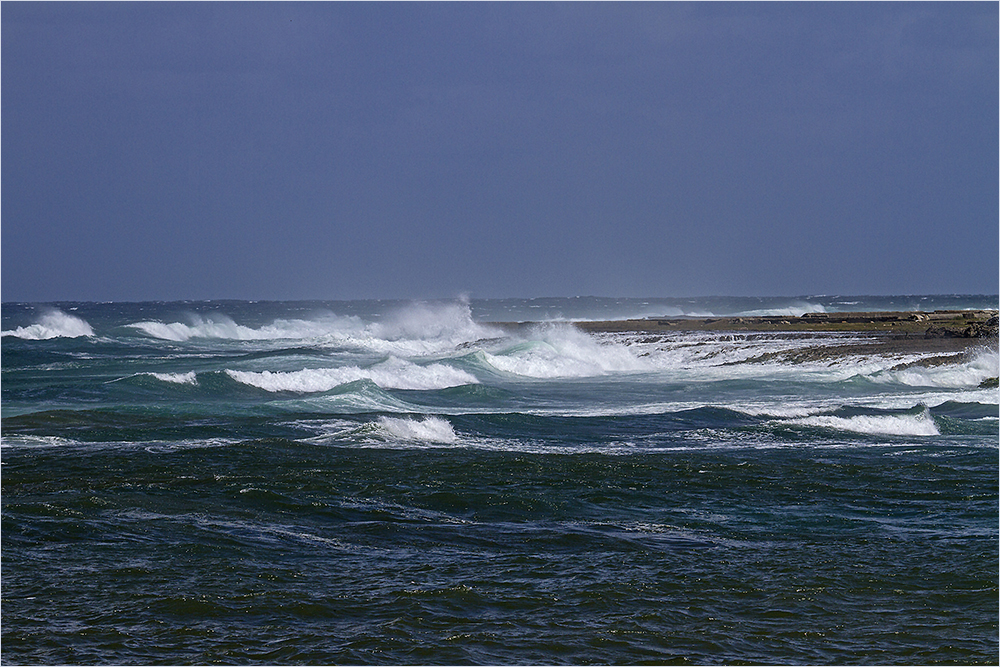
736 303 829 317
125 301 498 357
372 300 497 343
1 309 94 339
483 324 647 378
128 312 364 341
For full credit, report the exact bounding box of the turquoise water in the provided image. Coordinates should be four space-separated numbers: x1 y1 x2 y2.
3 296 998 664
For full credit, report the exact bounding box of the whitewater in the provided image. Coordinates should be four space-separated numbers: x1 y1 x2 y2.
2 295 997 664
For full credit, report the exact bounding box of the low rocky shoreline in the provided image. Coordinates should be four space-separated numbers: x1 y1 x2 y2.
571 309 999 336
492 308 996 338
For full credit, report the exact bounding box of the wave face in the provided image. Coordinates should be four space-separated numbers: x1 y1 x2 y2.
2 297 997 665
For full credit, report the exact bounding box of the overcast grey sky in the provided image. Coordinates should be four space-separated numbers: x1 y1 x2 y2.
2 1 997 302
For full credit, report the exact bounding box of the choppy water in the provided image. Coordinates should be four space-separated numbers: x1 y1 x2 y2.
2 296 998 664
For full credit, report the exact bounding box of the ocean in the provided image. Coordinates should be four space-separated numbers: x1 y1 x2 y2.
2 295 997 664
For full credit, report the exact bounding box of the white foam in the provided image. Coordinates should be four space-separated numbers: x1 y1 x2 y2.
329 301 501 357
738 403 836 419
0 435 80 448
2 310 94 339
376 416 458 443
372 301 495 343
868 348 1000 389
609 330 872 374
225 357 478 392
297 416 461 447
149 371 198 385
604 332 998 392
130 316 247 341
787 411 940 436
483 325 646 378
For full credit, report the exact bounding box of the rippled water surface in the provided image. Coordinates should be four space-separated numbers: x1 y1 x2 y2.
3 297 997 664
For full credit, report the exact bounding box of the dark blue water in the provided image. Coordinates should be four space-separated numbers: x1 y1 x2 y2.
3 297 997 664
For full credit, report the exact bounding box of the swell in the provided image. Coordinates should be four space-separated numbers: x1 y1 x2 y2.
7 399 994 458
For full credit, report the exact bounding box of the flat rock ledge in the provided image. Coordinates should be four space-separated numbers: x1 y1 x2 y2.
572 309 999 336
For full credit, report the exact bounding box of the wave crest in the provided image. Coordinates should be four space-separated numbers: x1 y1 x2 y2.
225 357 478 392
1 310 94 339
127 313 362 342
788 411 940 436
149 372 199 385
125 301 497 354
376 416 458 444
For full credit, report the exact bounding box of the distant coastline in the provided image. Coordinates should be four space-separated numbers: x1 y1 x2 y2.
491 309 997 335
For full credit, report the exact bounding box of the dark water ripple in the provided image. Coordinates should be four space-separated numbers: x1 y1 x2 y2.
3 439 997 665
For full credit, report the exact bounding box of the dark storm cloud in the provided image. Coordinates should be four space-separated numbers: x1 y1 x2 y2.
2 2 996 302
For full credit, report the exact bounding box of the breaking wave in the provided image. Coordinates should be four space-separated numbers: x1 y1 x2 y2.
787 410 940 436
2 310 94 339
296 416 460 446
148 372 199 385
376 416 458 444
370 301 495 343
126 302 498 355
867 347 999 389
483 325 646 378
127 313 360 342
225 358 478 392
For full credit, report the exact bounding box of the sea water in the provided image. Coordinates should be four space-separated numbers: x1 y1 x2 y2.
2 296 997 664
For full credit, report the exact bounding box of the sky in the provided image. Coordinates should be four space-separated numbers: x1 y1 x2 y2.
2 1 997 303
